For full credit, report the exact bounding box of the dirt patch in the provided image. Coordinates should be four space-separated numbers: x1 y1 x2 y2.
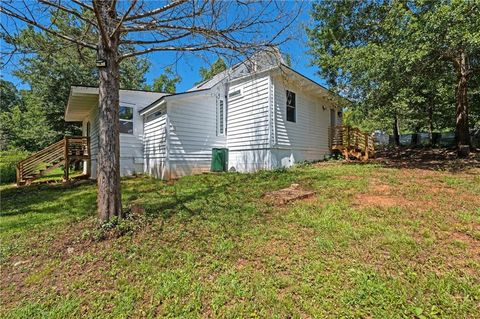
373 148 480 172
263 184 315 206
355 194 411 208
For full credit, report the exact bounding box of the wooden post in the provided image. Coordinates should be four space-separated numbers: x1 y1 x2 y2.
364 133 369 160
63 137 69 182
346 125 350 146
16 163 21 185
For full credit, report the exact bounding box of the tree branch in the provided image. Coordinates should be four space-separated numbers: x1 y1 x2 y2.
71 0 94 12
110 0 137 38
38 0 97 27
124 0 188 21
0 5 97 50
120 32 190 45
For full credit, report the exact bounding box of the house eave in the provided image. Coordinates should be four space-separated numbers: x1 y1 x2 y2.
65 86 99 122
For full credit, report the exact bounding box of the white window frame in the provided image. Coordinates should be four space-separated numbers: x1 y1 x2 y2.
228 88 242 100
286 90 296 123
119 105 134 134
216 98 226 136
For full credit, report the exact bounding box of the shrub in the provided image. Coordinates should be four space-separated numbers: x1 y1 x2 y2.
0 149 30 183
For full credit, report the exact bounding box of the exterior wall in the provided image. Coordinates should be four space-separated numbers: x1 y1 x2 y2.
226 74 272 172
83 90 164 178
143 105 168 179
271 75 337 168
166 93 226 179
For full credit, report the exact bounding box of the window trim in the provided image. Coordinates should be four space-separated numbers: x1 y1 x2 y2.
216 99 226 136
286 90 296 123
119 105 134 134
228 88 242 100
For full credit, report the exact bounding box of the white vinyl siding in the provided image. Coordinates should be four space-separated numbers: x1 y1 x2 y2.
143 107 168 179
272 76 334 166
84 90 165 178
226 74 272 172
167 94 226 178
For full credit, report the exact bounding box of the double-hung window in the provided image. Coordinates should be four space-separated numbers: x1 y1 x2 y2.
286 90 296 122
119 105 134 134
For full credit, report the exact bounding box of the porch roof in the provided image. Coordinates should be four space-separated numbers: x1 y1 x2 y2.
65 86 99 122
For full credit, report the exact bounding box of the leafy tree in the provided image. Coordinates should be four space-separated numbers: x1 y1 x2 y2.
145 67 181 93
197 59 227 84
307 0 480 148
0 91 56 151
0 79 22 113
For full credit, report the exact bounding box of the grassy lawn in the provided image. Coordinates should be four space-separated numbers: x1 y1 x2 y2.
1 162 479 318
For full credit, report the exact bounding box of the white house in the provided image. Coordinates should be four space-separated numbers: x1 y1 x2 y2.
65 53 343 180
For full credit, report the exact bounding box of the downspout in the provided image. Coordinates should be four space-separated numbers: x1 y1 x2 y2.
165 103 171 180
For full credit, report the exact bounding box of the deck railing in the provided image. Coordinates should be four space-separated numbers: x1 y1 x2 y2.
329 125 374 160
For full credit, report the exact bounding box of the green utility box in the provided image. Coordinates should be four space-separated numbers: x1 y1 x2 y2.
211 148 229 172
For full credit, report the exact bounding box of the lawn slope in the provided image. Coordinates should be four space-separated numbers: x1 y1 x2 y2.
1 163 479 318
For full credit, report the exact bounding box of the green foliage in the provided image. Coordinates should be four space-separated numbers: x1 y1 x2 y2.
1 92 57 151
307 1 480 134
1 11 150 151
144 67 181 93
196 58 227 84
0 148 29 183
0 79 22 113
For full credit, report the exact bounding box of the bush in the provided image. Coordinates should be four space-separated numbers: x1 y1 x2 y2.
0 149 30 183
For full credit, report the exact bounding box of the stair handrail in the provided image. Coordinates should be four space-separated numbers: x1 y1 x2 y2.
16 136 90 185
17 138 65 166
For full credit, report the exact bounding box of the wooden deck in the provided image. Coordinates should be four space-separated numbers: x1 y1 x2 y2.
16 136 90 186
329 125 374 161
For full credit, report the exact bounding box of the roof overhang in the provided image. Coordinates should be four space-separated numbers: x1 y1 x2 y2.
272 65 346 107
65 86 99 122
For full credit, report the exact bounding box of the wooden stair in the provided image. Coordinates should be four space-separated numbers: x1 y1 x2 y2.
329 125 374 161
16 136 90 186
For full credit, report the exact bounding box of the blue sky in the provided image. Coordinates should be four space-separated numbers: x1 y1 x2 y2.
1 1 326 92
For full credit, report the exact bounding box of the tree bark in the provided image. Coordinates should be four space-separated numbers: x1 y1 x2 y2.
392 115 400 147
96 0 123 222
454 51 471 148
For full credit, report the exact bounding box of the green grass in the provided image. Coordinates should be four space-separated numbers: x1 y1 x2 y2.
1 163 479 318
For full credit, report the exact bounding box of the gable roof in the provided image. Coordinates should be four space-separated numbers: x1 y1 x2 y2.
187 49 286 92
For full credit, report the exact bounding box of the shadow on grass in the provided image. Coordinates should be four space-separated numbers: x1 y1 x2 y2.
1 166 334 236
0 181 97 235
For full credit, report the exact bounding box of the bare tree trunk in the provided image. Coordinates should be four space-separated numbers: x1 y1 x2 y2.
455 51 471 148
392 115 400 147
96 1 122 222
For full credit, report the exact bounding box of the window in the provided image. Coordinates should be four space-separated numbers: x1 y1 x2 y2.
119 106 134 134
228 89 242 99
217 99 225 136
145 110 163 122
286 90 296 122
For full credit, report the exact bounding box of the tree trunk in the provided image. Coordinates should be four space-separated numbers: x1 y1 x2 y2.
455 51 471 147
392 115 400 147
428 103 434 145
96 1 122 222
